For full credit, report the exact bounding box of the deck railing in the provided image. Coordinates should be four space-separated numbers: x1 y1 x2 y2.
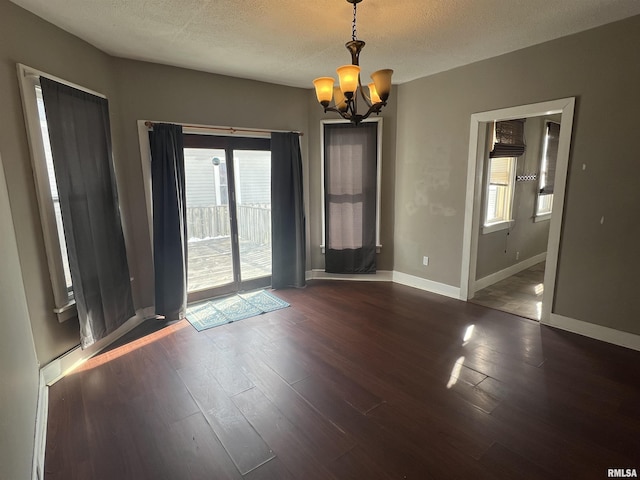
186 205 271 245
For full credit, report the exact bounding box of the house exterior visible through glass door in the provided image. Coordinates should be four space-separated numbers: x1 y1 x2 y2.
183 134 271 302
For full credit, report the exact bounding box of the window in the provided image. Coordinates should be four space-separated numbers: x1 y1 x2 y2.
320 118 382 254
483 119 525 234
18 65 104 321
35 87 74 298
484 156 516 230
536 121 560 220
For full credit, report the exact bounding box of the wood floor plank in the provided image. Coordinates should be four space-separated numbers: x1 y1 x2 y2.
293 373 493 478
44 376 93 480
208 351 256 396
480 442 562 480
488 400 633 477
236 351 356 462
176 363 275 475
162 412 243 479
232 386 340 480
257 340 311 384
242 457 297 480
270 336 386 414
328 447 394 480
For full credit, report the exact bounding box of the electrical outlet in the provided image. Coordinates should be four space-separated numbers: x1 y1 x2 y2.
516 251 520 260
423 256 429 266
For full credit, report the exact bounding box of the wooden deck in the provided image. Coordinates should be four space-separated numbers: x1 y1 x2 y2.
187 237 271 292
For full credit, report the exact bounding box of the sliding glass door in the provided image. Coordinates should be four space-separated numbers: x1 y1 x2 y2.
184 134 271 301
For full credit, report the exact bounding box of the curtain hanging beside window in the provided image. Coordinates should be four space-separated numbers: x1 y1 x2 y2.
540 122 560 194
271 132 306 289
40 77 134 348
490 119 526 158
150 123 188 320
324 123 377 274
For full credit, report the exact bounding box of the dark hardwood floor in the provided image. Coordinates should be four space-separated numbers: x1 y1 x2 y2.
45 281 640 479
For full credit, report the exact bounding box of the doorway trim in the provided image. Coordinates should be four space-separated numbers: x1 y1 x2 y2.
459 97 576 323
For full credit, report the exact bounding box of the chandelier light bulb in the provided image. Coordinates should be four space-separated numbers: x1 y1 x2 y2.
313 77 335 107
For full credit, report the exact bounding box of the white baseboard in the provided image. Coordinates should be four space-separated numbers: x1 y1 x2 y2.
41 306 155 386
306 268 460 299
32 370 48 480
392 271 461 299
308 269 393 282
545 313 640 352
474 252 547 293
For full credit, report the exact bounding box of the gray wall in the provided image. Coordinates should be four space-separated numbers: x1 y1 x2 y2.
394 15 640 334
475 116 556 279
0 153 40 480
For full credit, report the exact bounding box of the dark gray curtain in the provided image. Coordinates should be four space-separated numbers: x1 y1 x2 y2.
324 123 377 274
150 123 187 320
40 77 134 348
271 132 306 289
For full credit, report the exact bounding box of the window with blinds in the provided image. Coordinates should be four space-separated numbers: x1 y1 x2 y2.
485 156 516 227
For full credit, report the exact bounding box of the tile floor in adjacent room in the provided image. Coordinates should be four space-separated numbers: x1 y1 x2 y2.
470 262 546 321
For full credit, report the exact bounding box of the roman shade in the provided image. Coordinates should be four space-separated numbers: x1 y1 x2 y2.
490 119 526 158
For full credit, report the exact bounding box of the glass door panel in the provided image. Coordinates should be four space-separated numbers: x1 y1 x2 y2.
233 150 272 283
184 148 234 295
183 135 272 302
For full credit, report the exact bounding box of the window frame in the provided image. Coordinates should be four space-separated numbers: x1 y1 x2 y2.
482 155 517 234
17 64 106 322
320 118 383 253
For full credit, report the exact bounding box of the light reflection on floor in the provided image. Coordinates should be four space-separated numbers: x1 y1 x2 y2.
446 356 466 389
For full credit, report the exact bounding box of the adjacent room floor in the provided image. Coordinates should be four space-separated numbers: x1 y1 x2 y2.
45 280 640 479
470 262 545 321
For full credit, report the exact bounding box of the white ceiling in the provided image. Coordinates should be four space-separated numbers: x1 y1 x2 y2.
11 0 640 88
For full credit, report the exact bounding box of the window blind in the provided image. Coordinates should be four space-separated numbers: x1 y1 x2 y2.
490 119 526 158
489 157 512 186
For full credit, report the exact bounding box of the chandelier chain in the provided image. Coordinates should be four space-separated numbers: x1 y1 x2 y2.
352 1 357 41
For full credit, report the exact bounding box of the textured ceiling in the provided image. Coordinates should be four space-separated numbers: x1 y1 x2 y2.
10 0 640 88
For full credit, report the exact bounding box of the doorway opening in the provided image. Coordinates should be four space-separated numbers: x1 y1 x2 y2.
183 134 272 303
460 98 575 324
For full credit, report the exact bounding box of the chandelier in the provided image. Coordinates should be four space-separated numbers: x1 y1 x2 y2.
313 0 393 125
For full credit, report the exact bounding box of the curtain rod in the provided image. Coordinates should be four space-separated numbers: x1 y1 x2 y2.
144 121 303 137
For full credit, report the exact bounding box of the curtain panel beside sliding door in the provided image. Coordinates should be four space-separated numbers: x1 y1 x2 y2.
40 78 134 348
271 132 306 288
324 123 377 274
150 123 188 320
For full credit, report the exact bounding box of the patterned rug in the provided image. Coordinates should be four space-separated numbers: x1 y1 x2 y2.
186 289 289 331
